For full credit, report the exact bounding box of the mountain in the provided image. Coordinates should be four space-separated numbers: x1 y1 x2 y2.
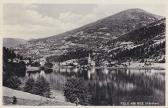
15 8 165 64
3 38 27 48
31 8 162 42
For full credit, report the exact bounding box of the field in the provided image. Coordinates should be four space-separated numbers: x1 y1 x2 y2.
3 87 74 106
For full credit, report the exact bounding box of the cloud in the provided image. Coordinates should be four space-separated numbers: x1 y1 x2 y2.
59 11 82 22
4 4 57 26
3 4 166 40
3 4 99 39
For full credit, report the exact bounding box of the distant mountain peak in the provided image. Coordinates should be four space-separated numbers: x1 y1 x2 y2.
118 8 163 19
123 8 146 12
3 38 27 48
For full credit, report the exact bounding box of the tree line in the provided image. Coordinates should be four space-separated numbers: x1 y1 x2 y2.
3 47 51 98
3 47 26 89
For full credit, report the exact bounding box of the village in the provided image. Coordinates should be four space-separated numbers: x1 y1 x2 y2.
12 52 163 81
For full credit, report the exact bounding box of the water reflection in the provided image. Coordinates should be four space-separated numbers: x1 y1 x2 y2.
27 67 165 105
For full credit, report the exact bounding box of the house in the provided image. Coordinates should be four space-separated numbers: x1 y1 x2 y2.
88 53 95 67
22 60 30 64
40 58 46 66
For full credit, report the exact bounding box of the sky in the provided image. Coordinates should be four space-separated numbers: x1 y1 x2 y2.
3 3 166 40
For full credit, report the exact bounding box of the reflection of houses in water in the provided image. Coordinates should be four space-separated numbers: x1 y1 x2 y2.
26 68 48 79
52 59 79 73
103 66 108 74
26 66 41 79
87 53 96 79
40 70 46 77
85 54 111 80
102 61 109 74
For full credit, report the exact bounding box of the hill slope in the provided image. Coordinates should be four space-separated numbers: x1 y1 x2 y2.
3 38 27 48
3 87 74 105
32 8 162 43
15 8 165 64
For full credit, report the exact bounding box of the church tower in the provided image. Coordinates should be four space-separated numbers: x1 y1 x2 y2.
88 53 91 65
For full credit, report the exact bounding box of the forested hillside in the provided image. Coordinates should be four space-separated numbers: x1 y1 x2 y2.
12 9 165 65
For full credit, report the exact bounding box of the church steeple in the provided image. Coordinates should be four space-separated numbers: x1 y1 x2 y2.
88 52 95 67
88 53 91 64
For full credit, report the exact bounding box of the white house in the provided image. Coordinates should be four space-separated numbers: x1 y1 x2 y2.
40 58 46 66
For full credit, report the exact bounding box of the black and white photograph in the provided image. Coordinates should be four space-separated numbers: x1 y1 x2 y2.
2 1 166 106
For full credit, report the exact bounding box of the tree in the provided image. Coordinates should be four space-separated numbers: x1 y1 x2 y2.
31 61 40 67
23 76 51 97
44 62 53 69
33 76 51 98
15 61 26 77
63 78 91 105
24 77 35 93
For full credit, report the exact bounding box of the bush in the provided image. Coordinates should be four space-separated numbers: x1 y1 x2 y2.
23 76 51 98
4 75 21 90
63 78 91 105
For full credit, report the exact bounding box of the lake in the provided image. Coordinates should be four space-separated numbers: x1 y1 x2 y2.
27 67 165 105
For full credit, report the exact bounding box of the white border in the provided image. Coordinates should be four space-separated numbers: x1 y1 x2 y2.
0 0 167 108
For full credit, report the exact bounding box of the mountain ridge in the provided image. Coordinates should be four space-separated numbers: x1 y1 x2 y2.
13 8 165 63
29 8 163 43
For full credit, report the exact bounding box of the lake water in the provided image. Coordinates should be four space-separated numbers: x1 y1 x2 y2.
27 67 165 105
